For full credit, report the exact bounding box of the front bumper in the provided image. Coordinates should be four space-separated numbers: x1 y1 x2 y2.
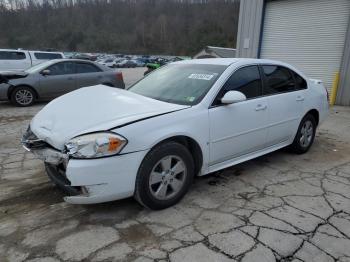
0 83 10 101
22 126 148 204
63 150 147 204
27 145 147 204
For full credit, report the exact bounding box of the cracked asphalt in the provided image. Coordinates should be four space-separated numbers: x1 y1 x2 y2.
1 68 350 262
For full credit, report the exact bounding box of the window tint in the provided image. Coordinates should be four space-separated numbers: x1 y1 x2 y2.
47 62 75 75
76 63 101 73
292 71 307 90
34 52 62 60
0 51 26 60
262 65 295 95
215 65 262 104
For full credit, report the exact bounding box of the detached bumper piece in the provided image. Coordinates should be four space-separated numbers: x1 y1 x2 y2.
22 126 68 165
45 163 82 196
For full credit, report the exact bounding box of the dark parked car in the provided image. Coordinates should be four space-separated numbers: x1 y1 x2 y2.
0 59 125 106
115 60 137 68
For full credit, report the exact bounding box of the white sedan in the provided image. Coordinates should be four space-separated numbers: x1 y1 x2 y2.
22 58 329 209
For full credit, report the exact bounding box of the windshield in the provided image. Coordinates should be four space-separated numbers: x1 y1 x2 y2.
129 63 226 105
25 60 55 73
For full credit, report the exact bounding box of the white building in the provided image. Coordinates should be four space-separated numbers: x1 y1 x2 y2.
194 46 236 59
236 0 350 105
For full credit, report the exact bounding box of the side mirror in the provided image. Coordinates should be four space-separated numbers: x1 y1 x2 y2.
221 91 247 104
41 69 51 76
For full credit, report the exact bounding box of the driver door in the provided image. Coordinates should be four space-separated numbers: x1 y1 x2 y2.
208 65 269 169
38 61 77 98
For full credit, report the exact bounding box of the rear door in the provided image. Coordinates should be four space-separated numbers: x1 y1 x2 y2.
209 65 269 168
261 65 305 146
75 62 104 88
38 61 77 98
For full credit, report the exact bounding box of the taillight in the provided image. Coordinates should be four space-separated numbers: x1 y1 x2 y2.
325 87 330 103
116 72 123 82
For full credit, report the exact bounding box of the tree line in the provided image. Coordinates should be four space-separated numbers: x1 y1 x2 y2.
0 0 240 56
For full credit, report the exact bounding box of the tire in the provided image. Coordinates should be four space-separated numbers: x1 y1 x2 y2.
10 86 36 107
134 142 194 210
290 114 317 154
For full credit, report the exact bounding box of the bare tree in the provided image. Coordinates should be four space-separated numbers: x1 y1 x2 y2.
0 0 240 55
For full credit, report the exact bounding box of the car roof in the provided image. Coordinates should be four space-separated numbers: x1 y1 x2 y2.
48 58 94 63
171 58 307 79
173 58 240 66
0 49 63 54
173 58 292 66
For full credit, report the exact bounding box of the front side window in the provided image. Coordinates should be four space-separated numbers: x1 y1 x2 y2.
262 65 295 95
214 65 262 105
129 64 226 105
76 63 101 73
34 52 62 60
47 62 75 75
0 51 26 60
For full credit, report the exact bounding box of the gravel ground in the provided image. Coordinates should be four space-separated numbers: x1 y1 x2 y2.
0 68 350 262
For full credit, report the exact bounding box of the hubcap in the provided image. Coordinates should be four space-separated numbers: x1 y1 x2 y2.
15 89 33 105
300 120 313 148
149 155 187 200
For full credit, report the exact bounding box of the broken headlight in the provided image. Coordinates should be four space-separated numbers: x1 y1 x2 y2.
65 132 127 159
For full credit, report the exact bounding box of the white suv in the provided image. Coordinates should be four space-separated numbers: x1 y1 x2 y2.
0 49 65 71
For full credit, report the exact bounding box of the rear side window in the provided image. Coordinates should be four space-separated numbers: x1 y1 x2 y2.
293 71 307 90
34 52 62 60
0 51 26 60
48 62 75 75
76 63 101 73
216 65 262 103
262 65 295 95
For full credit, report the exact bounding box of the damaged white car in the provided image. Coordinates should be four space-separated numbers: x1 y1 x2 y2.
22 58 329 210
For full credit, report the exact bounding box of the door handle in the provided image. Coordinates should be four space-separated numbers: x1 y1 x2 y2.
296 96 305 101
67 77 74 80
255 104 267 111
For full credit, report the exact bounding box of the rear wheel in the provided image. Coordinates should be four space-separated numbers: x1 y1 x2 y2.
10 86 36 107
290 114 316 154
134 142 194 210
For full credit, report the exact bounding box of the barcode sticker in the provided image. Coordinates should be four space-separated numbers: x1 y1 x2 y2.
188 73 215 80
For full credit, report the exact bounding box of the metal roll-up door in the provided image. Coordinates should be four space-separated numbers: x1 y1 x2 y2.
260 0 350 92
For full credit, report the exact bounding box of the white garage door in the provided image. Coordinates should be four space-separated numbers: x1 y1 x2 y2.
260 0 350 92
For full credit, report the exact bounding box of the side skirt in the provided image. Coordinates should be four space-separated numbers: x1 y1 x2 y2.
205 140 291 175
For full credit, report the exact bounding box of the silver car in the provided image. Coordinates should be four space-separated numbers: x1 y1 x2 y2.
0 59 125 106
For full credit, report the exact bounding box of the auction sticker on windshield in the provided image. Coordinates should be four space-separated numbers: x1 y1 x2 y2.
188 73 215 80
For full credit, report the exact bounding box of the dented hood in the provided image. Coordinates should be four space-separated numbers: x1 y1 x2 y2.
30 85 189 150
0 70 28 84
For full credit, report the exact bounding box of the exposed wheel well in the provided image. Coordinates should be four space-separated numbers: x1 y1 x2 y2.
153 136 203 176
8 85 39 100
306 109 319 126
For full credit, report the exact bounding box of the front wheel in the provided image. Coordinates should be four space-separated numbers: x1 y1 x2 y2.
10 86 36 107
290 114 316 154
134 142 194 210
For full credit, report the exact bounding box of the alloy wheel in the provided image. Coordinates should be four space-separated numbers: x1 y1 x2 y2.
15 89 33 106
300 120 313 148
149 155 187 201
